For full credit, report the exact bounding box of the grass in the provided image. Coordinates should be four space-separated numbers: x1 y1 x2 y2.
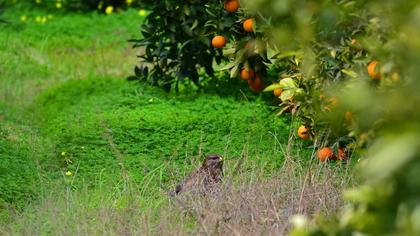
0 7 355 235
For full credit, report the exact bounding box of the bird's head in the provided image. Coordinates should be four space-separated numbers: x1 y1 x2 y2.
203 154 223 169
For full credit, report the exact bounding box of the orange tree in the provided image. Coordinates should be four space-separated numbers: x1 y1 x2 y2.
133 2 420 233
240 0 420 235
132 0 371 149
131 0 271 92
132 0 412 158
239 0 404 155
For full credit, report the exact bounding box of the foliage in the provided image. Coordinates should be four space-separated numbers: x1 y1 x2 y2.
4 0 143 12
135 0 420 233
132 0 228 90
240 0 420 235
131 0 271 92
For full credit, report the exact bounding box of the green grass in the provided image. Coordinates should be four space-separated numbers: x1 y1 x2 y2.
0 8 141 120
0 7 357 235
35 77 290 185
0 7 293 211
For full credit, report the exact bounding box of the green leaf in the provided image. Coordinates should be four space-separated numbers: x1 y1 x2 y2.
191 20 199 31
264 83 282 92
270 50 302 60
220 61 237 70
230 65 240 78
280 89 295 102
223 48 237 56
280 78 297 90
341 69 358 78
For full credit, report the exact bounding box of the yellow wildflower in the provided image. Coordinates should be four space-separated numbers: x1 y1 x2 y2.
56 2 62 9
126 0 133 6
65 171 72 176
61 151 66 156
35 16 42 23
105 6 114 14
138 9 146 16
20 15 27 22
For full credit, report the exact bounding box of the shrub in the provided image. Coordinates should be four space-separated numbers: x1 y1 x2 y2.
131 0 270 92
134 0 420 233
239 0 420 235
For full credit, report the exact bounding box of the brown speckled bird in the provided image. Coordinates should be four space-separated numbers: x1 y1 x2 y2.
175 154 223 195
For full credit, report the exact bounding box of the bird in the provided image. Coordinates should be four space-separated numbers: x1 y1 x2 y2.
175 154 224 195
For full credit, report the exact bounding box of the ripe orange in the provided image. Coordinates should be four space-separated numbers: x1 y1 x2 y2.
243 18 253 33
224 0 239 13
240 68 255 80
297 125 310 140
254 74 263 88
247 79 256 92
367 60 381 80
337 148 347 161
212 35 226 49
273 88 282 97
317 147 334 162
248 74 264 92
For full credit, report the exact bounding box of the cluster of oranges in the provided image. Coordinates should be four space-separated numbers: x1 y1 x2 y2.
297 125 348 162
211 0 264 92
211 0 252 49
211 2 385 163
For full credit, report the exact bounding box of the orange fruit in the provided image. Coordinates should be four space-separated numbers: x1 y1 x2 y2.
247 79 256 92
337 148 347 161
224 0 239 13
243 18 253 33
273 88 282 97
367 60 381 80
248 74 264 92
351 39 358 45
297 125 310 140
240 68 255 80
317 147 334 162
253 74 263 88
212 35 226 49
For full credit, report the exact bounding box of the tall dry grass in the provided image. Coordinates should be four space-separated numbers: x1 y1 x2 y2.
1 146 354 236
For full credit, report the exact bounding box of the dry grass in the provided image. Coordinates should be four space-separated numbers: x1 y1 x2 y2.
169 158 352 235
2 145 354 236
